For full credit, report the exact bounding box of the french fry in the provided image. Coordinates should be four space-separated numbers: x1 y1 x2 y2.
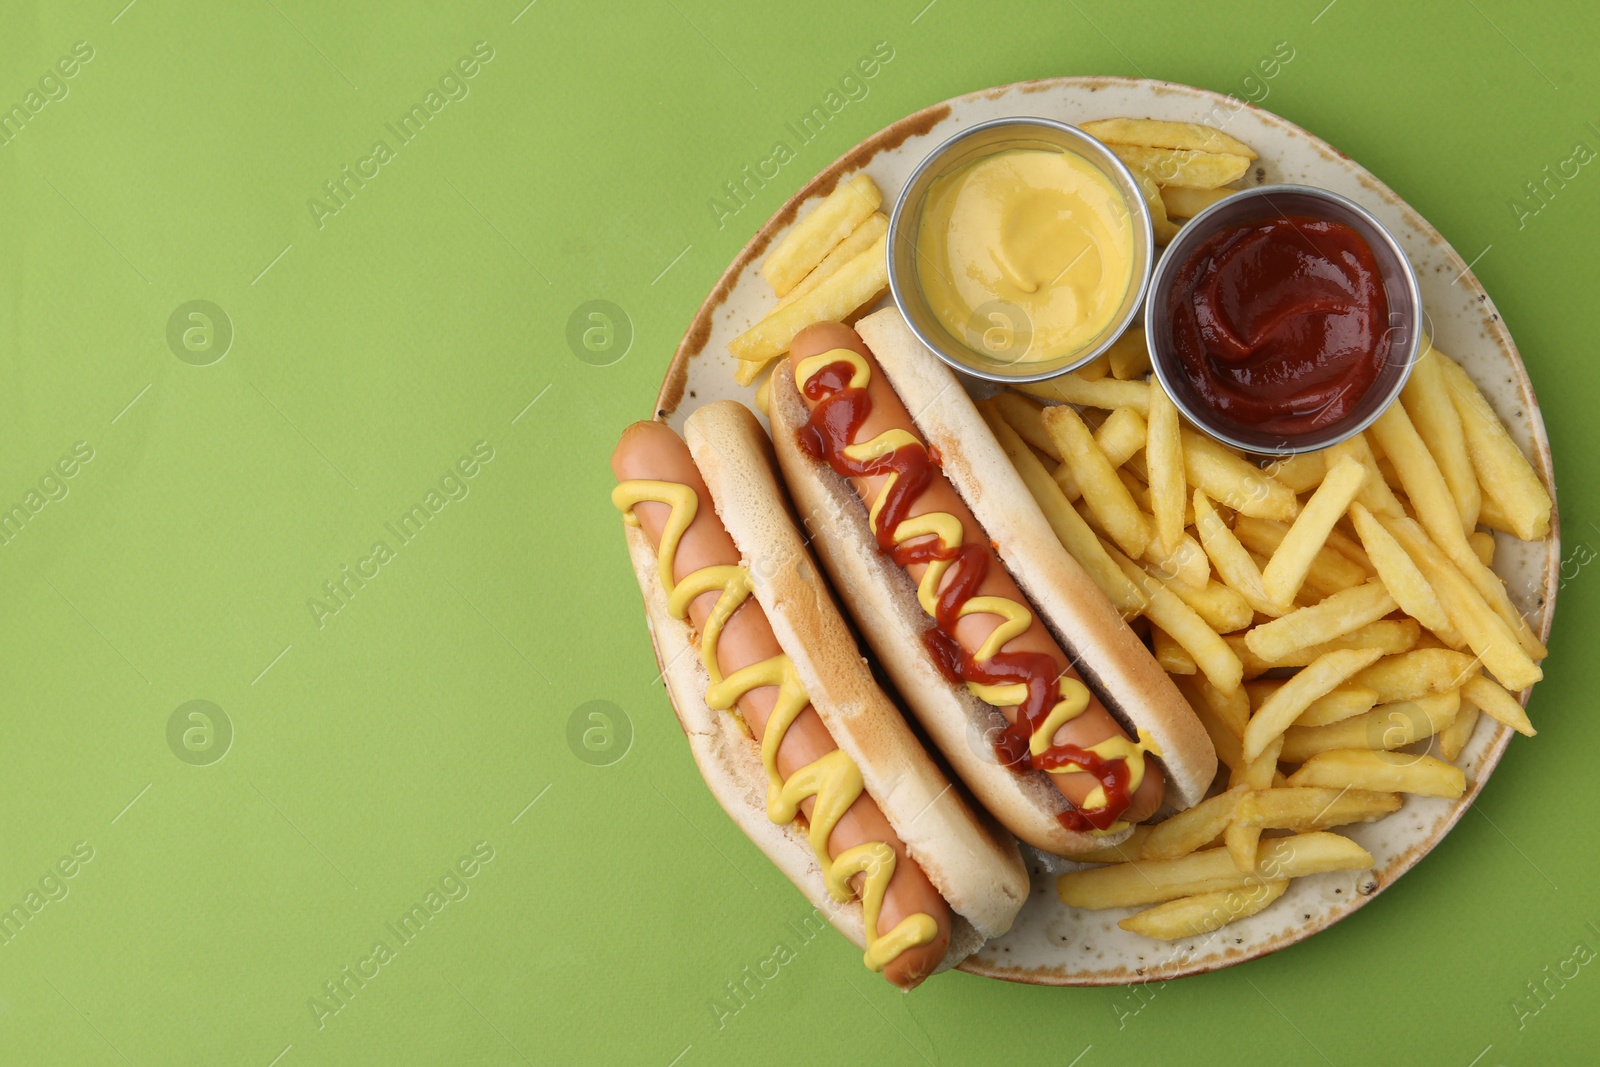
1181 430 1299 522
773 211 888 310
1116 464 1146 498
1233 788 1402 831
1469 530 1496 567
752 369 773 413
1242 647 1384 762
1108 144 1252 189
1109 541 1243 692
1074 495 1207 590
1227 734 1282 870
1378 514 1542 691
1461 674 1536 737
1178 676 1245 773
1076 353 1113 381
1324 523 1377 575
1291 685 1381 727
1476 495 1519 537
1377 456 1405 493
991 391 1060 461
1286 750 1466 799
1144 787 1248 859
1402 345 1480 532
735 350 772 387
1278 691 1460 763
729 232 888 363
1045 405 1152 558
1266 452 1330 495
1437 696 1481 762
1429 477 1542 658
1152 624 1198 674
1118 880 1288 941
1245 579 1398 664
1436 352 1552 541
1151 570 1253 634
1106 327 1152 380
1226 619 1420 678
1369 402 1545 660
1241 678 1279 706
1326 433 1405 518
761 173 881 295
1118 457 1197 519
1079 117 1259 158
1234 516 1368 598
1095 406 1148 468
1057 833 1373 909
1134 169 1181 245
1348 502 1455 639
1147 379 1187 555
1072 825 1154 864
1160 184 1235 220
1347 648 1479 704
1013 375 1151 413
1186 672 1251 738
982 405 1147 615
1194 490 1281 618
1052 459 1082 502
1261 456 1368 608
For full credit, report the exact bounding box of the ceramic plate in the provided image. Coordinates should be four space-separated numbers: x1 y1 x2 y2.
652 77 1559 985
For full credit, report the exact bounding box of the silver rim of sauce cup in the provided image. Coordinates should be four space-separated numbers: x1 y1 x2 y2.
1145 183 1423 457
887 117 1155 385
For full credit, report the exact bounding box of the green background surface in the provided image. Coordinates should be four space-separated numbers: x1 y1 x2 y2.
1 0 1596 1064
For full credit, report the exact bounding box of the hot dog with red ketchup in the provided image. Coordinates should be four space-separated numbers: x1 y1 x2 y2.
768 313 1214 854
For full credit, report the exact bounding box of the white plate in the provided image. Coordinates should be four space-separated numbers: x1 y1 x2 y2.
653 77 1558 985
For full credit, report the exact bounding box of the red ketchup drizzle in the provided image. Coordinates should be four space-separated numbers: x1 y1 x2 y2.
797 359 1132 832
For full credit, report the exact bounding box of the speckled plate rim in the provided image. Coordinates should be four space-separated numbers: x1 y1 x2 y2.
649 76 1559 986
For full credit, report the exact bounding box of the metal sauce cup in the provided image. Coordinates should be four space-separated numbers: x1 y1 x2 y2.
887 117 1155 384
1145 184 1422 456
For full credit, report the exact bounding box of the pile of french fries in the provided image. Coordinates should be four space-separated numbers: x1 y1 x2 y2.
1078 117 1258 245
980 333 1553 942
732 174 890 403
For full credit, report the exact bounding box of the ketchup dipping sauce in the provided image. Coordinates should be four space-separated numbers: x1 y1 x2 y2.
1147 186 1421 455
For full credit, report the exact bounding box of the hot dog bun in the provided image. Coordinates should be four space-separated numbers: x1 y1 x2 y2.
620 400 1028 972
769 308 1215 855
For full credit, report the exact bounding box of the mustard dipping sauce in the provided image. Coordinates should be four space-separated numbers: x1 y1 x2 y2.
916 147 1135 364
